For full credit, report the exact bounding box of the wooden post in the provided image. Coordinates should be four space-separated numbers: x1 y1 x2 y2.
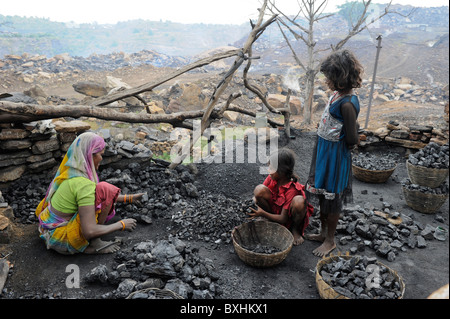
364 34 382 129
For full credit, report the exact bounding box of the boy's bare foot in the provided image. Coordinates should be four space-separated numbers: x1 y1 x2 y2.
312 240 336 257
84 238 121 254
292 229 305 246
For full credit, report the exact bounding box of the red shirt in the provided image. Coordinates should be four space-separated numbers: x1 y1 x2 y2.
263 175 305 214
263 175 313 234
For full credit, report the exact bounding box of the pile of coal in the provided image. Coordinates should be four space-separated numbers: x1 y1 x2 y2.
402 179 449 195
307 202 446 262
4 160 200 224
352 152 398 170
242 243 282 254
408 142 449 169
98 161 201 224
3 171 51 224
84 237 222 299
319 255 403 299
168 196 251 244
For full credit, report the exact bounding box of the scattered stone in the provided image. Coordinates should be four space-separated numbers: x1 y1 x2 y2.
84 237 222 299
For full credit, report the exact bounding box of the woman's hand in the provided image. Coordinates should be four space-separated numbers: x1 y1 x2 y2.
131 193 145 206
120 218 137 231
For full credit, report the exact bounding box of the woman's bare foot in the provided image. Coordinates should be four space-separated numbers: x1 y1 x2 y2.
84 238 120 254
292 229 305 246
312 240 336 257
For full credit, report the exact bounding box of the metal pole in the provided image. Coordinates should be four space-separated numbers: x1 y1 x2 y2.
364 34 382 129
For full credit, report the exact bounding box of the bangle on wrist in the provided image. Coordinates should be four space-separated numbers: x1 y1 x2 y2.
119 220 125 231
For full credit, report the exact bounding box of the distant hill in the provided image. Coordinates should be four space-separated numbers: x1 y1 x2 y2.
0 16 249 58
0 4 448 63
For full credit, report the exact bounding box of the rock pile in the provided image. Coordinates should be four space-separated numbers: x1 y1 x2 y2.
365 121 449 149
242 243 282 254
0 50 188 88
319 255 403 299
312 76 448 111
85 237 222 299
352 152 399 170
308 202 447 262
401 179 449 196
4 151 251 249
168 194 251 245
407 142 449 169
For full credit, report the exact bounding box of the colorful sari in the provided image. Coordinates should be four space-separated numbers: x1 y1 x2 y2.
35 132 106 254
95 181 121 223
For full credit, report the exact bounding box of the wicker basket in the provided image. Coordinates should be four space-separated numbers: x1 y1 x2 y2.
315 253 405 299
407 161 449 188
402 186 448 214
232 219 293 268
352 164 396 183
126 287 184 299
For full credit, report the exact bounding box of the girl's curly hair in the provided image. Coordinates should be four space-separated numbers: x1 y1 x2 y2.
320 49 364 92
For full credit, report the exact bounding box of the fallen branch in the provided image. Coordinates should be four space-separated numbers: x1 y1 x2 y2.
0 100 284 128
91 49 241 106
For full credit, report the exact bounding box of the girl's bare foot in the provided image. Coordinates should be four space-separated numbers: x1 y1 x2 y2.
305 233 326 242
312 240 336 257
292 229 305 246
84 238 120 254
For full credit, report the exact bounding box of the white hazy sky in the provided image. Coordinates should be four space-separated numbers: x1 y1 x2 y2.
1 0 448 25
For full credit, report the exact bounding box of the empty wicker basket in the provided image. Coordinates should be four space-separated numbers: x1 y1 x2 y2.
406 161 449 188
315 253 405 299
232 219 293 268
402 186 448 214
352 164 397 183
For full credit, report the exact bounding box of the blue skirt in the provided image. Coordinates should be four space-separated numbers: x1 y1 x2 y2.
306 136 353 212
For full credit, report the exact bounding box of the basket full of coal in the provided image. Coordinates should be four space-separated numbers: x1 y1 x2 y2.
406 142 449 188
352 152 399 183
315 254 405 299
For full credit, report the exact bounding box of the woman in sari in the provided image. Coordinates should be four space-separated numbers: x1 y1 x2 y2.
35 132 142 254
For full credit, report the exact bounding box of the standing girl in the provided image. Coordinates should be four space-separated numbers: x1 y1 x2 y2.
305 49 363 257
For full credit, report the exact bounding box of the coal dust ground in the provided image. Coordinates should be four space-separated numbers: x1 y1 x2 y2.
0 129 448 304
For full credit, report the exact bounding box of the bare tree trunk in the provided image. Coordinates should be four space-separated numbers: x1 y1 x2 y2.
168 0 277 169
270 0 410 124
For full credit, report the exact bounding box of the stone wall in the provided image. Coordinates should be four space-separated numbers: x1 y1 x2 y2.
0 120 90 184
360 121 449 149
0 120 153 186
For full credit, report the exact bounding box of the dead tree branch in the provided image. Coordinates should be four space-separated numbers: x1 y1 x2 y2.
91 49 241 106
0 100 284 128
168 0 278 169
